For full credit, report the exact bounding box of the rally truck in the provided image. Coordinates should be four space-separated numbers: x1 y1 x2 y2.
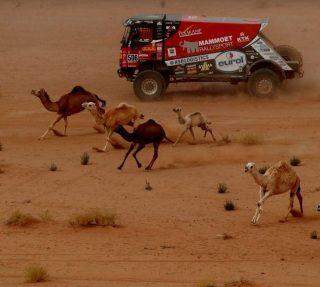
118 14 303 101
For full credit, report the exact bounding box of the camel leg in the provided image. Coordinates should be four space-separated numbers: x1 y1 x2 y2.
206 127 216 142
189 127 196 142
132 143 145 168
39 115 63 140
296 186 303 214
251 190 271 225
145 142 159 170
173 127 188 146
283 191 295 221
63 116 68 136
118 143 136 170
102 129 113 151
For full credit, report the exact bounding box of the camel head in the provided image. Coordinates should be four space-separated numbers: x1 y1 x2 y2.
173 107 182 113
245 162 256 173
31 88 48 98
82 102 97 111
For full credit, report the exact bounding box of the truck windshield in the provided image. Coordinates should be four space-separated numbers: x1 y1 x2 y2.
121 26 131 46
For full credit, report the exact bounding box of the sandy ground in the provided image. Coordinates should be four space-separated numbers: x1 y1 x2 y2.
1 0 320 286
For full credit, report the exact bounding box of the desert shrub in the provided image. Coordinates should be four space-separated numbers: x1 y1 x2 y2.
69 209 117 227
224 279 253 287
217 182 228 194
81 152 90 165
224 200 235 211
49 163 58 171
198 281 216 287
236 132 263 145
222 134 231 144
5 210 39 227
290 156 301 166
24 265 49 283
39 210 52 222
310 230 318 239
258 165 269 174
0 142 2 151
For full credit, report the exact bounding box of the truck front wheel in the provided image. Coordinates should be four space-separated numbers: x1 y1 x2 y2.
133 70 166 101
247 68 280 97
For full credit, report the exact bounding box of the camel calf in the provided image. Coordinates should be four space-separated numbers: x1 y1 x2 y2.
82 102 144 152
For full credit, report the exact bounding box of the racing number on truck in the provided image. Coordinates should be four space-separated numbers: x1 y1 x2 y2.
127 54 139 62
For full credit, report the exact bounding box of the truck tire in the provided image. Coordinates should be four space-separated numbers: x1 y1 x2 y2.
133 70 166 101
247 68 280 97
275 45 303 67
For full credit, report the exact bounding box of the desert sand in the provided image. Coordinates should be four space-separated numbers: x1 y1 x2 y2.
0 1 320 286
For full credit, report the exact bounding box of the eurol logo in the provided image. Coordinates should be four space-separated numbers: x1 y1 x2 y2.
179 25 202 38
215 51 247 72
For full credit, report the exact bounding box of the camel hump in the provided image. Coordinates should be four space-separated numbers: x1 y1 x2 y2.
117 102 133 109
70 86 87 94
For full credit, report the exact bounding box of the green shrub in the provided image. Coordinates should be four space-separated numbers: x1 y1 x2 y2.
49 163 58 171
290 156 301 166
310 230 318 239
5 210 39 227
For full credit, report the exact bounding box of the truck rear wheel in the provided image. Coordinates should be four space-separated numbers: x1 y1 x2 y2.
247 68 280 97
133 70 166 101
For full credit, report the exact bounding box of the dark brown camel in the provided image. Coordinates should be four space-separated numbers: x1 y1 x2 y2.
114 119 173 170
31 86 106 139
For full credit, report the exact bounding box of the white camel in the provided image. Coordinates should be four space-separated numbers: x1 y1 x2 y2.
245 161 303 224
172 107 215 146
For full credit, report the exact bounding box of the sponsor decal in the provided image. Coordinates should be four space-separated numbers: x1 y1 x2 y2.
237 32 250 43
127 54 139 62
141 46 156 52
178 25 202 38
166 52 219 66
167 47 176 57
186 64 197 75
199 35 232 47
215 51 247 72
198 61 213 72
180 41 199 53
251 38 292 71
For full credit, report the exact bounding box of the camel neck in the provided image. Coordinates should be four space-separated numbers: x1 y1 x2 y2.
114 126 134 142
250 169 267 187
38 94 59 112
176 112 186 125
91 109 104 124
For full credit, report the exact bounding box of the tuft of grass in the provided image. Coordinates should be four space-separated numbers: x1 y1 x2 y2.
217 134 232 146
290 156 301 166
24 265 49 283
217 182 228 194
49 163 58 171
198 281 216 287
5 210 39 227
0 142 3 151
39 210 52 222
310 230 318 240
81 152 90 165
258 165 269 175
236 132 263 145
69 209 117 227
224 200 236 211
224 279 253 287
0 168 4 174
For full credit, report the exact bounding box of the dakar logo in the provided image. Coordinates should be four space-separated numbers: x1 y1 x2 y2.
178 25 202 38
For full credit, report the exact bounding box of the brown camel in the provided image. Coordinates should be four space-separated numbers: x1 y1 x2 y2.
32 86 106 140
114 119 173 170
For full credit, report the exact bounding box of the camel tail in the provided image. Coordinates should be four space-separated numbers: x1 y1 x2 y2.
164 134 174 143
296 184 303 214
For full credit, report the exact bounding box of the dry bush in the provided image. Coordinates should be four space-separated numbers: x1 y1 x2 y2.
24 265 49 283
69 209 117 227
310 230 318 240
224 279 254 287
224 200 236 211
217 182 228 194
49 163 58 171
39 210 53 222
198 281 216 287
290 156 301 166
216 134 232 146
81 152 90 165
0 142 3 151
258 165 269 175
235 132 264 145
5 210 39 227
